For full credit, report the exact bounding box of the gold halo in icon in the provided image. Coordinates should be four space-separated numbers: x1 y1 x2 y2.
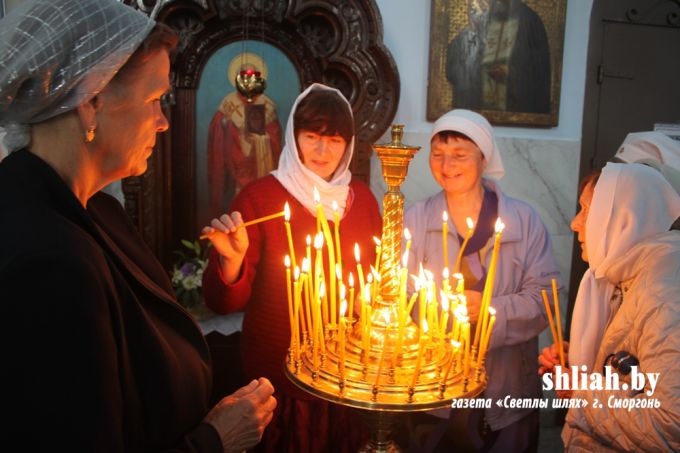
228 52 268 87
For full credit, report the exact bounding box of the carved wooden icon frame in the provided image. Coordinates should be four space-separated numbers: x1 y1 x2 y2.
121 0 400 266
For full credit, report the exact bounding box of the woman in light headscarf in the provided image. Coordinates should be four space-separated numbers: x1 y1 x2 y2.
202 83 382 452
0 1 275 451
539 163 680 451
402 109 559 452
613 130 680 194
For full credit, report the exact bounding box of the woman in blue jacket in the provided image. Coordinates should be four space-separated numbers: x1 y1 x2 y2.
403 109 559 452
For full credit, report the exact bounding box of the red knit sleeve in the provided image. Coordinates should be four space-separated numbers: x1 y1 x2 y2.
202 185 264 314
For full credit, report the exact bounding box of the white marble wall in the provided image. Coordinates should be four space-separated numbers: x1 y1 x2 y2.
370 132 581 296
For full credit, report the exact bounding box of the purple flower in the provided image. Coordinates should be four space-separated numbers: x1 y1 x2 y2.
180 262 197 276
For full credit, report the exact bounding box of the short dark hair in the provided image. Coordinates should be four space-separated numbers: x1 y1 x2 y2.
114 23 178 82
432 130 475 145
579 169 602 194
293 89 354 143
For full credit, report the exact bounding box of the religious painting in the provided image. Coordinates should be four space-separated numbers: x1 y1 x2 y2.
195 41 300 226
427 0 567 126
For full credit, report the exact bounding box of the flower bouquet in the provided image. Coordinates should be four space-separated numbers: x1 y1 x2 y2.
171 239 213 319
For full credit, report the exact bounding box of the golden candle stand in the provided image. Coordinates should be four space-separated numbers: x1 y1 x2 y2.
285 125 488 452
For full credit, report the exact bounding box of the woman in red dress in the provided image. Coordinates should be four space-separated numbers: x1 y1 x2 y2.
202 83 382 452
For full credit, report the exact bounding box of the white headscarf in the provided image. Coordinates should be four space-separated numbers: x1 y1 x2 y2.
271 83 354 219
430 109 505 180
570 163 680 370
615 131 680 169
0 0 155 151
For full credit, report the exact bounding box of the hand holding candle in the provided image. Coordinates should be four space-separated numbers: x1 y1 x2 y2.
200 209 286 239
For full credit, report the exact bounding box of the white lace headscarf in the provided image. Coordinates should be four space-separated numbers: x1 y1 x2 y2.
570 163 680 370
0 0 155 152
430 108 505 180
271 83 354 219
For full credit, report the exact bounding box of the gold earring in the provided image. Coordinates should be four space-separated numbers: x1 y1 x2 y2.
85 126 96 143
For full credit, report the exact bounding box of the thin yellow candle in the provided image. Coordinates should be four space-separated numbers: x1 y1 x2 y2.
411 319 429 388
314 188 337 326
453 217 475 274
285 256 294 347
404 228 412 258
332 200 342 274
374 312 391 387
313 297 322 370
552 278 566 368
442 267 451 295
442 211 449 270
363 286 372 365
441 340 462 384
336 263 343 319
454 272 465 294
293 266 301 359
303 258 314 339
406 285 419 318
317 282 326 354
478 307 496 364
395 252 409 360
338 299 348 378
348 272 356 318
305 234 312 270
199 209 285 239
373 236 382 275
313 233 327 324
439 293 450 341
354 243 366 301
283 202 296 269
541 289 559 352
463 322 471 377
475 218 504 349
418 264 426 332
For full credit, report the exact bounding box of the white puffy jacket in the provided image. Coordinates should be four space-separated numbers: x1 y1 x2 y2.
564 231 680 452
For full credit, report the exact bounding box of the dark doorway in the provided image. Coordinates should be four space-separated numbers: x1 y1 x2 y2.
569 0 680 328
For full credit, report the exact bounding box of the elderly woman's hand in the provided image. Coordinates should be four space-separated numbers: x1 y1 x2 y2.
204 377 277 453
202 212 249 284
538 342 572 398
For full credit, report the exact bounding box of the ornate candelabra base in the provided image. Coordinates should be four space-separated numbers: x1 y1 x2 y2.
356 410 403 453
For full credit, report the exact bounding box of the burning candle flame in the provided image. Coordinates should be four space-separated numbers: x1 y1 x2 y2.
284 255 291 268
336 263 342 280
354 243 361 262
373 236 381 247
442 267 449 279
488 306 497 316
284 202 291 221
402 251 409 268
314 232 324 249
404 228 411 241
422 319 429 333
495 218 505 233
306 234 312 246
339 283 346 301
294 266 300 280
313 186 320 204
332 200 338 212
466 217 474 230
348 272 354 287
442 211 448 222
340 299 348 317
